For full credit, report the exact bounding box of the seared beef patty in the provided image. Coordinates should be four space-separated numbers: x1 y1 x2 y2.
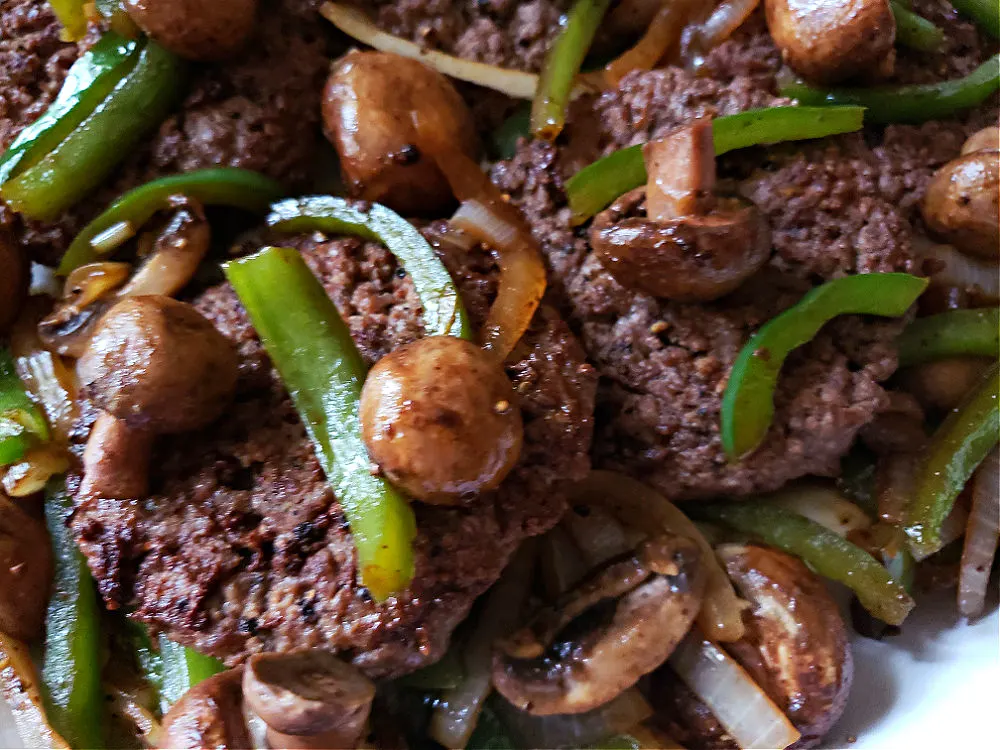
70 229 597 677
0 0 330 265
492 6 998 501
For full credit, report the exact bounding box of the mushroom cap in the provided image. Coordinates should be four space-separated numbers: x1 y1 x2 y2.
159 667 251 750
590 188 772 302
77 295 239 434
0 495 53 641
124 0 258 61
764 0 896 83
921 150 999 259
359 335 523 504
242 649 375 738
492 533 706 715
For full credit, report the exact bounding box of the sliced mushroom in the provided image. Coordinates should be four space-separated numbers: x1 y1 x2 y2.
242 649 375 750
492 533 705 715
0 231 28 336
961 126 999 156
591 120 770 301
0 494 53 641
653 544 852 749
77 296 237 500
125 0 258 61
159 668 251 750
921 149 999 258
765 0 896 83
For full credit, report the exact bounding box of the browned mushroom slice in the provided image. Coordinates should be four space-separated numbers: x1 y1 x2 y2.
921 150 999 259
764 0 896 83
125 0 259 61
590 122 771 302
492 533 705 715
0 495 53 641
242 650 375 750
158 668 251 750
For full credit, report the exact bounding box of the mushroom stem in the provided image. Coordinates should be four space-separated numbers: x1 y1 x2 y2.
158 668 251 750
80 413 154 500
643 119 716 223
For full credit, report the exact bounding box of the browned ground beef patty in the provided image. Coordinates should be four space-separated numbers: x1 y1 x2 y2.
0 0 330 265
70 228 597 676
492 6 999 501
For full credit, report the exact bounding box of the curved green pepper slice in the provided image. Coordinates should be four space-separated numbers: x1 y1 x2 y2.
224 247 418 601
0 348 49 466
267 196 472 340
897 307 1000 366
778 53 1000 124
689 501 915 626
2 40 188 222
156 635 225 710
59 168 285 273
42 482 104 750
890 1 945 51
531 0 612 141
722 273 928 460
0 32 140 186
950 0 1000 38
566 105 866 223
906 362 999 560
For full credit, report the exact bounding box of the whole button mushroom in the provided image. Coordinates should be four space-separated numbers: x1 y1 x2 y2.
765 0 896 83
124 0 258 61
359 336 523 504
492 533 706 715
0 495 53 641
0 231 28 336
921 131 999 259
77 296 239 499
159 668 251 750
323 51 481 216
242 649 376 750
590 120 771 302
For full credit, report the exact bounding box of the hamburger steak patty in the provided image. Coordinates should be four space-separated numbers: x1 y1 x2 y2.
0 0 329 265
491 7 998 501
70 228 597 676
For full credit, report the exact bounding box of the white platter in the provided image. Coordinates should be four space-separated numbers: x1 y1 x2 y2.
3 591 997 749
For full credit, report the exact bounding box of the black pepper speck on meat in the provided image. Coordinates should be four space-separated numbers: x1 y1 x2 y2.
69 227 597 677
491 8 998 501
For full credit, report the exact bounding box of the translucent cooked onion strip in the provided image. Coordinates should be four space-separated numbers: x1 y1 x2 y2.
320 2 540 99
764 482 872 538
959 448 1000 617
570 471 749 642
669 632 801 750
0 632 70 750
680 0 761 69
915 239 1000 302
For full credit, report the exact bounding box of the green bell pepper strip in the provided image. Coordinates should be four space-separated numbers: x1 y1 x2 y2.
689 501 915 625
2 40 188 222
905 362 999 560
49 0 88 41
896 307 999 366
156 635 225 710
722 273 928 460
0 32 140 185
890 1 945 51
266 196 472 340
950 0 1000 38
58 168 285 274
566 105 865 223
0 348 49 466
491 106 531 161
531 0 612 141
224 247 417 601
42 481 105 750
778 53 1000 124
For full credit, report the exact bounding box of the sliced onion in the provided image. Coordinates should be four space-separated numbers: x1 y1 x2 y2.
915 238 1000 302
117 202 211 298
9 301 79 443
563 503 639 566
64 262 131 309
958 448 1000 617
106 686 163 749
680 0 760 70
539 525 589 599
90 219 136 254
570 471 749 643
1 443 70 497
320 2 540 99
669 631 801 750
876 454 917 526
0 632 70 750
430 542 536 749
493 687 653 749
595 0 701 87
765 482 873 537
